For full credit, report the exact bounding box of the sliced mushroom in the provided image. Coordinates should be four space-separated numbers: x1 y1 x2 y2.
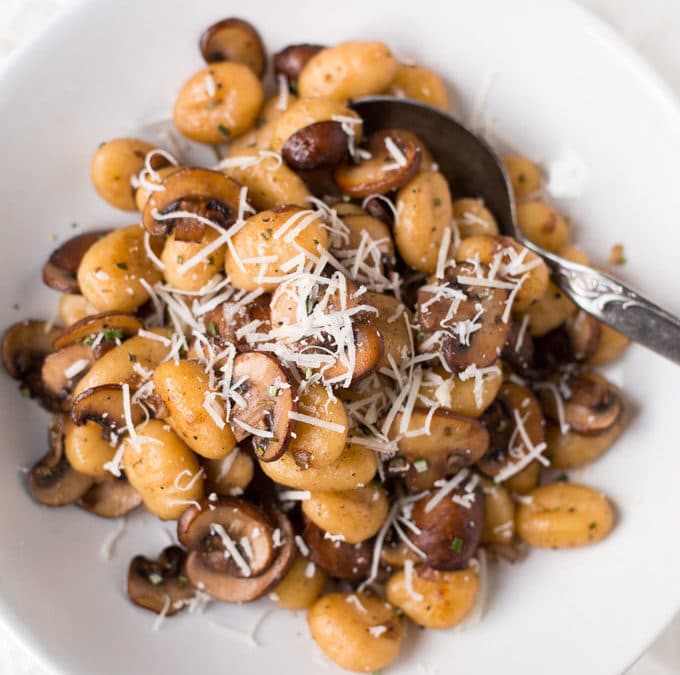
2 320 62 406
320 323 384 385
128 546 195 615
410 482 484 570
78 477 142 518
71 384 146 434
229 352 296 461
199 18 266 77
273 44 324 83
416 262 510 372
333 129 421 198
41 343 95 403
539 370 623 435
181 498 296 602
501 318 534 374
363 195 395 227
202 292 272 351
303 517 372 582
477 382 544 493
282 121 349 171
143 169 241 241
29 414 94 506
53 311 142 351
42 230 109 293
388 408 489 491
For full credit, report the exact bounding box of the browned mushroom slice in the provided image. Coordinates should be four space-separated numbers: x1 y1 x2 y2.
178 496 274 577
53 311 142 351
477 382 544 492
273 44 324 82
128 546 195 615
416 262 510 372
501 318 535 374
29 415 94 506
202 293 272 351
199 18 266 77
303 517 372 582
539 370 623 435
42 230 109 293
333 129 421 198
230 352 295 461
143 169 241 241
321 323 384 385
2 320 62 405
388 408 489 491
182 500 296 602
565 311 602 362
78 477 142 518
71 384 146 434
363 195 395 227
282 121 350 171
41 343 95 403
410 480 484 570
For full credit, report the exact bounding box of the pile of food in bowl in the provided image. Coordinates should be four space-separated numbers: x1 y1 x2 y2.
1 16 630 673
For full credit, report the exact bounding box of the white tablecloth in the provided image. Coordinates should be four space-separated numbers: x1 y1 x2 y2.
0 1 679 673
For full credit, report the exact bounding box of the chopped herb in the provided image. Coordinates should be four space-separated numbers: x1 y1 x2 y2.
177 575 189 587
128 354 138 363
451 537 463 553
556 472 569 482
261 228 272 240
116 262 128 270
176 255 184 264
82 336 94 346
211 145 222 162
148 572 164 586
588 521 597 530
496 419 508 433
305 367 313 380
433 197 442 207
217 124 231 138
20 386 31 398
103 328 125 341
207 322 217 336
413 459 429 473
313 238 319 245
268 385 280 397
255 445 265 457
358 424 373 435
372 479 382 491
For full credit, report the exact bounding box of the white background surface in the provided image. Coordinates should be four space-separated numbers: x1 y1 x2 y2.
0 1 679 673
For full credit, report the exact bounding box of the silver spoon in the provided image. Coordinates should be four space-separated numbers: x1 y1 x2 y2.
351 96 680 365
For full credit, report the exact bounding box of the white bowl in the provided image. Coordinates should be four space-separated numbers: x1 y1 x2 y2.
1 1 679 673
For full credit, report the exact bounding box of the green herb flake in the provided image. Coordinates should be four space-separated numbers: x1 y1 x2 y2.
305 367 313 380
116 262 128 270
268 385 280 397
217 124 231 138
20 386 31 398
177 575 189 587
451 537 463 553
556 472 569 482
342 195 351 203
261 228 272 240
128 354 138 363
433 197 442 207
82 337 94 346
359 423 372 436
588 521 597 531
176 255 184 264
372 479 382 492
103 328 125 341
496 419 508 433
207 322 217 337
255 446 265 457
413 459 429 473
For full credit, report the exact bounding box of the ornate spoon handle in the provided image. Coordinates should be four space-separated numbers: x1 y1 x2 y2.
530 246 680 365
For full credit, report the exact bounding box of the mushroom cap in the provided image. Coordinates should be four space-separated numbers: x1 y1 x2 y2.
53 311 142 351
184 506 296 603
42 230 108 293
29 415 94 506
273 44 324 81
128 546 195 615
41 343 95 402
282 121 349 171
71 384 146 435
199 17 267 77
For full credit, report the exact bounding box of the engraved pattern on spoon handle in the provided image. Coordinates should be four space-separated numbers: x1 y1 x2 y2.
540 251 680 365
